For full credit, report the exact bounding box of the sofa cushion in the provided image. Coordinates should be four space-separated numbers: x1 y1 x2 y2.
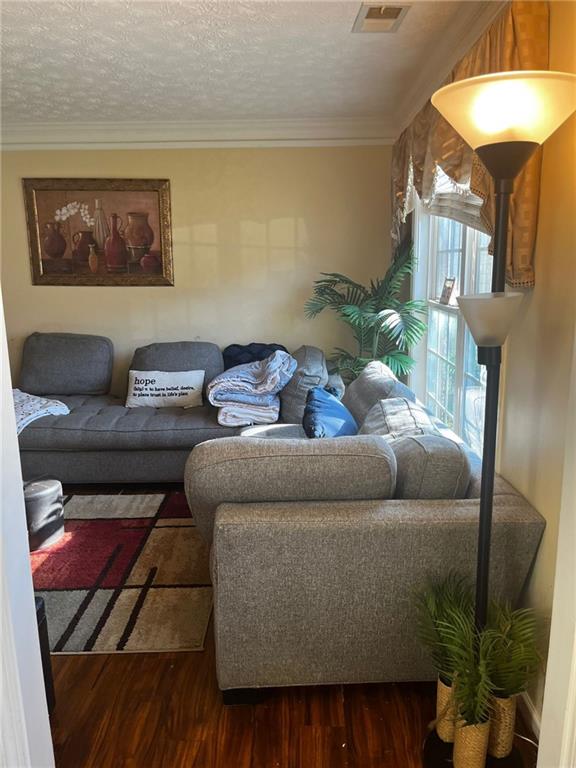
280 345 328 424
303 387 358 438
18 395 237 451
129 341 223 394
186 434 397 541
342 361 416 424
390 434 471 499
359 397 438 440
19 332 113 396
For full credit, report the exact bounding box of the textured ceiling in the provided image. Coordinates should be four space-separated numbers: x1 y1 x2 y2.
1 0 490 131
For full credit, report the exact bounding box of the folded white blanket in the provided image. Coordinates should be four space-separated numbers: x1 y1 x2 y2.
217 399 280 427
13 389 69 435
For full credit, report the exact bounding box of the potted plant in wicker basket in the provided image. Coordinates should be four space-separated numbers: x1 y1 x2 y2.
486 604 540 758
416 573 474 743
441 607 495 768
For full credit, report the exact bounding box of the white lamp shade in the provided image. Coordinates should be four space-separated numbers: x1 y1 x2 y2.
457 292 523 347
431 71 576 149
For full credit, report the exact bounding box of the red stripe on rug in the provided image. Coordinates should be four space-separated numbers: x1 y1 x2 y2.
158 492 191 518
31 520 149 590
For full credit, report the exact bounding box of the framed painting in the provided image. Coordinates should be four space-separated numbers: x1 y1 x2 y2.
23 178 173 286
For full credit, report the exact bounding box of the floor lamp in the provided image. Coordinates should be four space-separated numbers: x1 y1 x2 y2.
423 71 576 766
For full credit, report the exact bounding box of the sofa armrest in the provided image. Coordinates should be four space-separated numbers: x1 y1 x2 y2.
184 435 396 543
212 496 545 689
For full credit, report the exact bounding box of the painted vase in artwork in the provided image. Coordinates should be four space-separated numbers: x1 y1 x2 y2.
124 212 155 263
140 253 161 273
88 244 99 274
43 222 67 259
72 230 97 263
92 198 110 252
104 214 128 273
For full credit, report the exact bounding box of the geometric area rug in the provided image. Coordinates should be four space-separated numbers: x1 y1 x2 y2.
30 492 212 654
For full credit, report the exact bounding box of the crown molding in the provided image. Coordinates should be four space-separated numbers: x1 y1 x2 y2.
0 117 396 150
395 0 509 135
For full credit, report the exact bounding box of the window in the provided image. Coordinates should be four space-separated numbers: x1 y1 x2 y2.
411 209 492 454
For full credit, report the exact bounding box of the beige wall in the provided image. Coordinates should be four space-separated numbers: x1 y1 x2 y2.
499 1 576 718
1 147 391 393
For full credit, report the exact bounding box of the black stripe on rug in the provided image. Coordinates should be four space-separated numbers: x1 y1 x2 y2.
53 544 122 652
116 567 157 651
83 494 169 651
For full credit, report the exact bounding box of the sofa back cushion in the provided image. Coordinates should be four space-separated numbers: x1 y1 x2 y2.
390 434 471 499
185 434 397 542
19 332 113 395
303 387 358 438
129 341 223 395
280 345 328 423
342 361 416 425
359 397 438 440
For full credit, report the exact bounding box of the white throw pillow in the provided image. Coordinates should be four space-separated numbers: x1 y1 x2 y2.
125 370 204 408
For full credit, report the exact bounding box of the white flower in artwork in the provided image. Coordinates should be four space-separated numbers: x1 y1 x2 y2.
54 200 95 228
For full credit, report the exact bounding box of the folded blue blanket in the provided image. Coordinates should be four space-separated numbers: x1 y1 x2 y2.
208 350 297 407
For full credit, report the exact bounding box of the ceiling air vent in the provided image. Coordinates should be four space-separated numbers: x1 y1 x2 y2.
352 3 410 33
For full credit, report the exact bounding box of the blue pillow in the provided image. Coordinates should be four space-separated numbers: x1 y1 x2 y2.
303 387 359 438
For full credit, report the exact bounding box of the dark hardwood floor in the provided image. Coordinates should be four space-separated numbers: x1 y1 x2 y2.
50 619 429 768
48 485 538 767
49 619 538 768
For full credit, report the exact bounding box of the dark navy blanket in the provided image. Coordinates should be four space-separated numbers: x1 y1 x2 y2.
223 342 288 370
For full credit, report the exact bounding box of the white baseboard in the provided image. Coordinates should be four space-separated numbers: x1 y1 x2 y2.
519 691 541 740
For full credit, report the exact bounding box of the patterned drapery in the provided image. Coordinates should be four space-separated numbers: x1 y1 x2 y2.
392 1 549 288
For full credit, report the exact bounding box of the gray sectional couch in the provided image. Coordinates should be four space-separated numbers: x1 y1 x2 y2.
18 332 239 483
183 366 546 692
17 330 545 693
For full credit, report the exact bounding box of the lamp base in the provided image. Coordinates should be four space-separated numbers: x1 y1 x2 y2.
475 141 539 181
422 731 528 767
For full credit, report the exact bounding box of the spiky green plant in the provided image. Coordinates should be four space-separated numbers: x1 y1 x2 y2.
304 240 427 380
486 603 540 698
415 572 475 685
439 607 496 726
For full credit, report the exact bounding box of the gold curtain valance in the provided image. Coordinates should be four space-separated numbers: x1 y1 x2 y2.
392 1 550 288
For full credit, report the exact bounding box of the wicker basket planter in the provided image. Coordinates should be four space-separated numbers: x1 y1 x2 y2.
453 720 490 768
436 677 456 742
488 695 517 758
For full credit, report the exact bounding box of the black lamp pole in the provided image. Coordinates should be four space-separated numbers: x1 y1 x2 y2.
470 141 538 629
423 68 576 765
423 140 538 766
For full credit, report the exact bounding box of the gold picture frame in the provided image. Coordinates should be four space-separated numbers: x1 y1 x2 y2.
23 178 174 286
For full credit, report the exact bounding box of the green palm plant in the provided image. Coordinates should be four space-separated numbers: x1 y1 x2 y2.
486 603 540 697
415 572 475 685
439 606 496 726
304 240 427 380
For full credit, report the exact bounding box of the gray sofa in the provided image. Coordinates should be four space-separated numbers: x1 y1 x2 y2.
184 379 545 692
18 330 545 691
18 332 239 483
17 332 330 484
